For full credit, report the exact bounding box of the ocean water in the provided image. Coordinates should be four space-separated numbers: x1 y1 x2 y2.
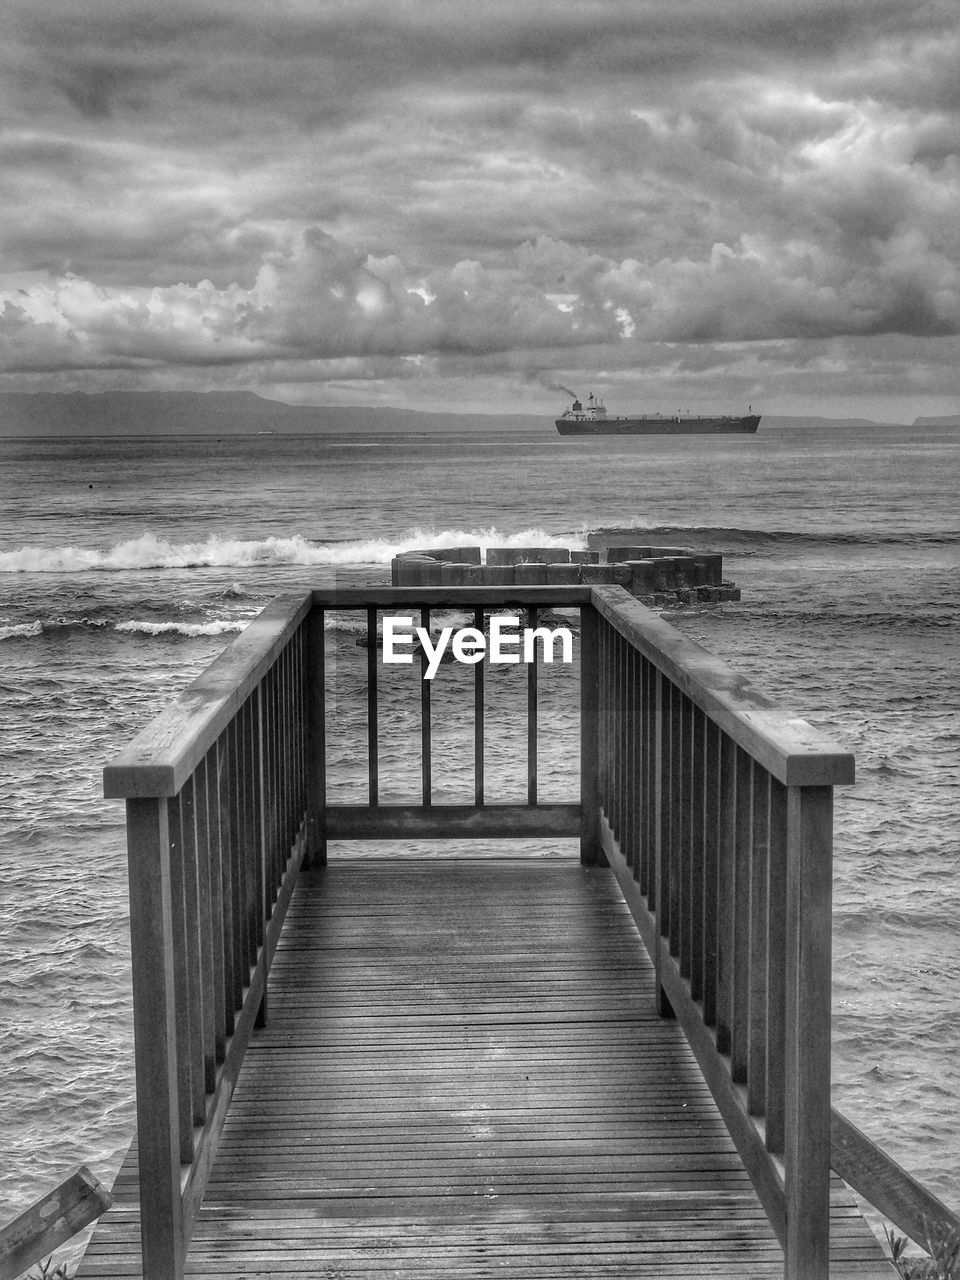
1 420 958 1258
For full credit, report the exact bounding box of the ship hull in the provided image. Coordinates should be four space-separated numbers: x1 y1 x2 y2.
556 415 761 435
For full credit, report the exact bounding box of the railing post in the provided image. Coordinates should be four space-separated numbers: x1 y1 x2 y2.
305 607 327 868
783 784 833 1280
579 605 603 864
125 796 184 1280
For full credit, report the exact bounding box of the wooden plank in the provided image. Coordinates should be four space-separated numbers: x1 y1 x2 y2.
831 1108 960 1249
310 585 593 609
78 859 889 1280
104 593 313 798
305 607 327 868
579 605 601 864
784 786 834 1280
123 797 184 1280
589 586 856 787
324 803 581 839
0 1167 112 1280
474 607 485 805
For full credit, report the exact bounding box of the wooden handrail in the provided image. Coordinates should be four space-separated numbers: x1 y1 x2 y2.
831 1108 960 1249
590 585 855 787
0 1166 111 1280
104 592 313 798
590 584 853 1279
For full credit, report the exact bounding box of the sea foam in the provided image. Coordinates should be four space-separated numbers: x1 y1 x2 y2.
0 528 580 573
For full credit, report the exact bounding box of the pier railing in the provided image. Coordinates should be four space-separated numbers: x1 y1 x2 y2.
104 584 959 1280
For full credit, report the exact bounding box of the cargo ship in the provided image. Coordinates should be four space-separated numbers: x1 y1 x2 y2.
556 393 760 435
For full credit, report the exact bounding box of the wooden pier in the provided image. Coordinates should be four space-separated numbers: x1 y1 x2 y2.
70 586 959 1278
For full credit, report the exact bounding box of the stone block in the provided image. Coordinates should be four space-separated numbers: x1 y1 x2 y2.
624 559 658 594
569 550 600 564
486 547 519 567
546 562 580 584
606 545 652 562
580 564 621 584
397 557 442 586
718 586 741 601
463 563 485 586
696 586 721 603
440 561 469 585
513 547 557 564
649 557 675 591
483 565 515 585
514 562 547 585
662 555 694 587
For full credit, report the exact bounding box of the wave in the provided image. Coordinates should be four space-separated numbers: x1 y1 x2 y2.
115 620 247 638
0 620 43 640
591 523 960 549
1 615 249 641
0 528 582 574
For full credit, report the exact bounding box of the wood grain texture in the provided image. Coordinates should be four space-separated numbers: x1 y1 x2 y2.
590 586 855 787
77 859 889 1279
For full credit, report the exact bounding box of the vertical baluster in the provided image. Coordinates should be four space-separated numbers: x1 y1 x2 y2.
766 776 788 1152
748 766 770 1116
295 626 307 825
216 732 237 1035
629 646 641 880
124 796 183 1280
165 794 196 1161
654 669 673 1017
227 718 247 1003
268 662 282 886
279 645 291 852
306 606 327 867
579 605 601 865
203 745 226 1064
702 718 721 1028
689 703 706 1003
783 785 834 1280
678 694 693 978
252 687 269 1030
242 700 260 967
367 606 379 806
420 606 432 806
640 656 654 898
624 632 632 844
731 747 752 1084
178 779 207 1122
667 682 682 956
715 732 736 1056
611 627 619 829
474 607 485 805
527 605 538 805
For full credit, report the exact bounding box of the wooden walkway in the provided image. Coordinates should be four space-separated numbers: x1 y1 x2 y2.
78 860 891 1278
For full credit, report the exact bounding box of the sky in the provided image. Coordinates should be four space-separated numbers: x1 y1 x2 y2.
1 0 959 420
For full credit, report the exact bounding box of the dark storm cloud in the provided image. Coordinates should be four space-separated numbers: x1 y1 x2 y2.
1 0 958 411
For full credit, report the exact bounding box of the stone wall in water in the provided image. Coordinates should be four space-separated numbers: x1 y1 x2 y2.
391 544 740 606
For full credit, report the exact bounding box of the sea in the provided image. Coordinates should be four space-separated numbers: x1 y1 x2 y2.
0 418 958 1262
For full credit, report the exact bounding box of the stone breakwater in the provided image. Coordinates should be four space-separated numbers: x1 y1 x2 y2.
391 544 741 607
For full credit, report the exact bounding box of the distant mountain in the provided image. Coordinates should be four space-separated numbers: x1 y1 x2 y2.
0 390 923 437
0 390 546 437
912 414 960 426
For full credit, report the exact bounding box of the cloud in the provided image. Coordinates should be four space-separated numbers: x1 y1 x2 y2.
0 0 958 412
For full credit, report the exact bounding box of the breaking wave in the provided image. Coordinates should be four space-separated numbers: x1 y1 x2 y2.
114 620 246 638
1 615 250 641
0 528 582 574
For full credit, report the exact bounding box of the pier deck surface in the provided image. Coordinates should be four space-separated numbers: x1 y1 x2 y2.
77 859 890 1278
